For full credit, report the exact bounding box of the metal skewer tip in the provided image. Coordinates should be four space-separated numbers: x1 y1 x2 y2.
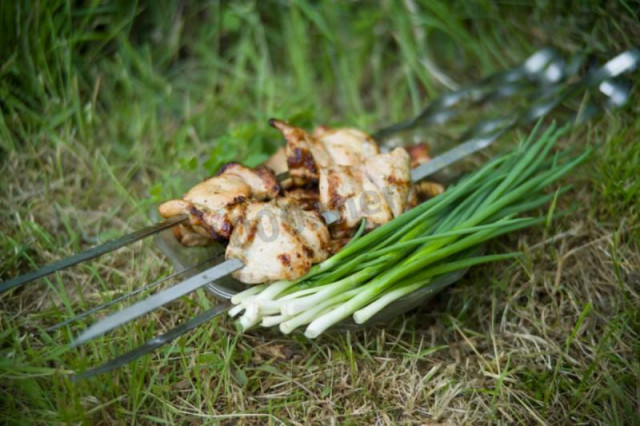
0 214 189 294
70 258 244 347
71 303 230 381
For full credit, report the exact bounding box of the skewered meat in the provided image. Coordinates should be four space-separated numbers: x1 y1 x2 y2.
268 120 417 235
158 163 279 245
283 188 320 211
269 119 331 186
226 199 330 283
362 148 413 218
319 148 413 234
312 126 380 166
414 181 445 200
269 120 383 186
161 119 441 283
319 165 392 230
405 142 431 168
262 130 433 187
263 147 288 175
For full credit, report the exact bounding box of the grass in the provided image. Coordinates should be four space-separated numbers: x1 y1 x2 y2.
1 0 639 423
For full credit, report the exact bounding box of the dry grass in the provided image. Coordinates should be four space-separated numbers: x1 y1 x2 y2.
1 1 639 424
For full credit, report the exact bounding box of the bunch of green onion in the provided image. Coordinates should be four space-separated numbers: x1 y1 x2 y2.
229 123 588 338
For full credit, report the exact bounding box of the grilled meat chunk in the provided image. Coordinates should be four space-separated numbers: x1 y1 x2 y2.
405 142 431 168
270 120 383 186
319 165 392 232
226 199 330 283
319 147 412 235
268 119 417 235
158 164 279 244
283 188 320 211
414 181 445 200
362 148 412 218
263 147 288 175
270 119 331 186
312 126 380 165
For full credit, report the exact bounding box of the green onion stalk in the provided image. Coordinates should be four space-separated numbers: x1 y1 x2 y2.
230 123 589 337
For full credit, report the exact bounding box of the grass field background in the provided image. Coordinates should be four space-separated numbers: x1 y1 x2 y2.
1 0 639 424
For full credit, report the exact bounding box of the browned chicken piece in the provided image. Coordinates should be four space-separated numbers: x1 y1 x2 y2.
414 181 445 200
269 121 383 186
283 188 320 211
405 142 431 168
266 123 380 189
263 147 294 189
226 199 330 284
327 238 351 254
158 163 279 244
267 119 417 236
269 119 331 186
218 163 280 198
312 126 380 165
319 165 391 234
362 148 412 218
267 123 431 184
318 147 412 236
263 147 288 175
171 223 214 247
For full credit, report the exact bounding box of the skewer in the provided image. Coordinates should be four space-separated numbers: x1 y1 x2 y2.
71 47 639 358
45 256 223 332
372 47 565 140
0 214 189 293
71 303 231 381
0 48 567 294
